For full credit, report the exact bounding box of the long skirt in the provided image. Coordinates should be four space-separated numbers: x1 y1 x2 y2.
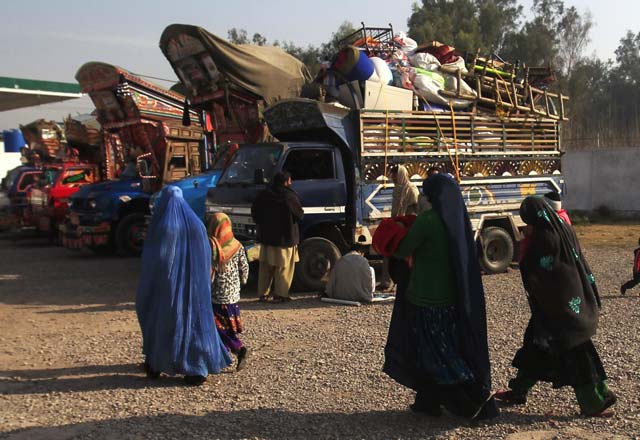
213 303 244 354
510 315 612 414
413 305 497 418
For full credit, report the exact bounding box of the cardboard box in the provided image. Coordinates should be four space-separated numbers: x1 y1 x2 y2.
338 80 414 111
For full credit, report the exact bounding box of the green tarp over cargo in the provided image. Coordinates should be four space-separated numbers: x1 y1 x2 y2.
159 24 312 105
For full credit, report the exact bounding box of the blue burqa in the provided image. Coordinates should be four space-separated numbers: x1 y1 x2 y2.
136 186 231 376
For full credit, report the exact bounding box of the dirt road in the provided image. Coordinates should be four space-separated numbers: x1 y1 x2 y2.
1 225 639 439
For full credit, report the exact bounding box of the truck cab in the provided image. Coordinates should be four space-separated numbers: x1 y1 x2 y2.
148 148 229 221
27 162 97 239
0 166 41 230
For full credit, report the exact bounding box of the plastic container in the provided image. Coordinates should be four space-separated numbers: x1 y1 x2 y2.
3 129 26 153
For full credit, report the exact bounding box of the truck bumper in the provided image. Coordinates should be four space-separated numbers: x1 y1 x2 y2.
0 213 19 231
60 221 111 249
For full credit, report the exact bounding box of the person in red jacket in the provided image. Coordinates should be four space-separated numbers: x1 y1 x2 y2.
620 238 640 295
544 191 571 224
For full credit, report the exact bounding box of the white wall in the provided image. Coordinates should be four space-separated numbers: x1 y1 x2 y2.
562 148 640 213
0 141 22 181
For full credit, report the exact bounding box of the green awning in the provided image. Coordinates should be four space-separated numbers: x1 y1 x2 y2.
0 76 84 112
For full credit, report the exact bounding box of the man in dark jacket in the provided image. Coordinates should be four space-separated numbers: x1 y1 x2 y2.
251 171 304 303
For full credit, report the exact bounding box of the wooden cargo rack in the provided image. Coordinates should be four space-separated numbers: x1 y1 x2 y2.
359 110 561 158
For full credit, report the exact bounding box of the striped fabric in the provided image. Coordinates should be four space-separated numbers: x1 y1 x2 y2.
208 213 242 270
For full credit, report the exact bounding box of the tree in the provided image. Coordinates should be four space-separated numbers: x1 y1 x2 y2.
502 0 565 68
408 0 482 52
252 33 268 46
614 31 640 85
227 28 249 45
558 6 593 75
318 21 358 61
477 0 523 52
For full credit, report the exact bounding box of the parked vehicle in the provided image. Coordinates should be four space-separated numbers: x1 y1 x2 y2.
151 24 310 221
0 165 41 231
60 62 205 256
205 98 564 291
27 162 98 239
20 118 102 240
149 153 226 221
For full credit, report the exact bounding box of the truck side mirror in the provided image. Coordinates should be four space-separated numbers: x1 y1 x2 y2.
254 168 265 184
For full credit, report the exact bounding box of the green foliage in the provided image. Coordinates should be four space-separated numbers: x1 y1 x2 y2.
227 28 249 45
225 21 356 77
615 31 640 85
408 0 522 53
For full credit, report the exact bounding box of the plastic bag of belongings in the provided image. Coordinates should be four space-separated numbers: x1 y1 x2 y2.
314 24 568 120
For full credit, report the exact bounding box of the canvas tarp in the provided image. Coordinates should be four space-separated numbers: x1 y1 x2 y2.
160 24 312 105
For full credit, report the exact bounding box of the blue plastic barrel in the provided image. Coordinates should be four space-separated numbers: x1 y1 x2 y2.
3 129 26 153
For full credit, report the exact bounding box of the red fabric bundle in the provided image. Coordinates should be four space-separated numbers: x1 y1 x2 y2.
372 215 417 256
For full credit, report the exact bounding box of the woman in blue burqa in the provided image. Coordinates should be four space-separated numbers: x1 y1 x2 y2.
383 174 499 419
136 185 231 385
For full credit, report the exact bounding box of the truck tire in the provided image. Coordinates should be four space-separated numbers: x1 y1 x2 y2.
479 226 514 274
295 237 342 292
115 213 147 257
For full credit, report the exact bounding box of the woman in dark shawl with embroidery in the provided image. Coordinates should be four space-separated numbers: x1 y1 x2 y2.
495 196 616 416
381 174 498 420
136 186 232 385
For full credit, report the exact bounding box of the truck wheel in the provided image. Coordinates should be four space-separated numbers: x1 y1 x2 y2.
479 226 514 274
295 237 342 292
115 213 147 257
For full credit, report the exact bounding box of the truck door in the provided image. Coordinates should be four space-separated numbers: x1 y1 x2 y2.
282 147 347 231
164 126 203 183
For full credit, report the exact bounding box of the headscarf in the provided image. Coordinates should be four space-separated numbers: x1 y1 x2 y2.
208 212 242 273
391 165 419 217
519 196 600 351
422 174 493 393
136 186 231 376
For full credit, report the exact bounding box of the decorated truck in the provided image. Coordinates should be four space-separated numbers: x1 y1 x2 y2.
148 24 311 220
60 62 204 256
21 118 101 240
0 165 41 231
205 98 563 291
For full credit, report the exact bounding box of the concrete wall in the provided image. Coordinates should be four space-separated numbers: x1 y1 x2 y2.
0 141 22 183
562 148 640 213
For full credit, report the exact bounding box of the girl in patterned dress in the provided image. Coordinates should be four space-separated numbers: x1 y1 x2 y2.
208 213 250 371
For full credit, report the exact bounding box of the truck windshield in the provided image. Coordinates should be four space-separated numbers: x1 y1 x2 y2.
218 145 282 185
120 162 139 180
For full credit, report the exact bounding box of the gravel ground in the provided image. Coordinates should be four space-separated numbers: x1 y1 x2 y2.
0 225 639 440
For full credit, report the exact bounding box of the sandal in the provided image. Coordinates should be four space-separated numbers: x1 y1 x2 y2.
258 295 270 303
493 389 527 405
271 296 291 303
236 347 249 372
583 392 617 418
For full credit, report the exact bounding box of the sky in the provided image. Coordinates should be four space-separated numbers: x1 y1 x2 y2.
1 0 639 131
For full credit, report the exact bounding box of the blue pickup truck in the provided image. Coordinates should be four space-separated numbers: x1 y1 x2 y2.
149 167 222 222
205 99 564 291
